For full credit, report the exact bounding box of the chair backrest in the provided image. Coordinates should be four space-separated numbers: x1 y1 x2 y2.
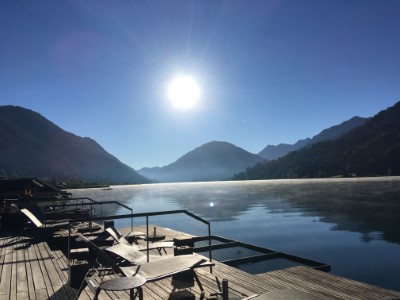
105 227 131 245
105 227 122 240
20 208 43 228
76 233 126 277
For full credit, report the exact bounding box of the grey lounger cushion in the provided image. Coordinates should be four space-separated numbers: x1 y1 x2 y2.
120 255 209 280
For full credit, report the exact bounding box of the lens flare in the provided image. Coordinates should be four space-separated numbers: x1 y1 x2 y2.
167 76 201 109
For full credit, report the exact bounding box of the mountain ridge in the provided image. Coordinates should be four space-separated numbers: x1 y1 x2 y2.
0 105 149 184
2 103 395 184
258 116 369 160
138 141 264 182
234 101 400 179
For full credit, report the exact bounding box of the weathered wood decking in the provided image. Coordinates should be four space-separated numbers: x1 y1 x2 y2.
0 230 76 299
1 225 400 300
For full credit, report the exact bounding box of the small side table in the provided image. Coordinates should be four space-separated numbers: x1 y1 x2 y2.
94 276 146 300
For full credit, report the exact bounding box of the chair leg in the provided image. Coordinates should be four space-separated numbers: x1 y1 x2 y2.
130 287 143 300
192 270 204 293
93 288 101 300
76 280 87 299
211 277 229 300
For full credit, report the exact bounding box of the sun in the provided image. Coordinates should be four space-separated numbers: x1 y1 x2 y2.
167 76 201 109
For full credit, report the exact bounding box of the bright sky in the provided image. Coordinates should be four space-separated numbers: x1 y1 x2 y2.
1 0 400 169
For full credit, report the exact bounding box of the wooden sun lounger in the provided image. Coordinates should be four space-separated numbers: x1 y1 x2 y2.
20 208 44 228
105 226 146 240
76 233 214 297
105 227 174 254
105 243 168 265
21 207 85 229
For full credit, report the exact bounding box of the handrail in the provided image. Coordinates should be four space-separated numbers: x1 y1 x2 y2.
92 201 133 230
43 197 98 228
68 209 210 224
43 198 133 230
67 209 212 285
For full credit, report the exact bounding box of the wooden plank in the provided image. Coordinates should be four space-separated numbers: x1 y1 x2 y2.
16 244 29 295
256 266 400 300
37 241 75 300
0 235 10 289
25 241 38 300
198 260 271 296
37 241 63 290
16 291 29 299
43 242 76 299
32 242 57 300
35 289 49 300
27 240 47 291
0 237 13 298
10 241 18 300
0 235 7 276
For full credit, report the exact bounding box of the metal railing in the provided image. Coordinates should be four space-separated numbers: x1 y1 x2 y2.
43 197 97 227
43 198 133 229
67 209 212 285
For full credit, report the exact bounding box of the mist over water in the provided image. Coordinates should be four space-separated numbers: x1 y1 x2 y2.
71 177 400 291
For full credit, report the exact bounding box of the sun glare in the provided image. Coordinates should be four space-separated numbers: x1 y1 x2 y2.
167 76 201 109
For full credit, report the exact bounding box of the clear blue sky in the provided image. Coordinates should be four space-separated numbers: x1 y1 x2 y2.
1 0 400 169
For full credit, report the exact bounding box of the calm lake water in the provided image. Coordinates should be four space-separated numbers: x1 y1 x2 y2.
71 177 400 291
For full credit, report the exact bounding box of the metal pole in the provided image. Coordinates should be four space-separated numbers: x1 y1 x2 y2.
130 209 133 232
146 216 149 262
67 221 71 285
89 204 93 229
222 279 229 300
44 208 47 228
208 223 213 273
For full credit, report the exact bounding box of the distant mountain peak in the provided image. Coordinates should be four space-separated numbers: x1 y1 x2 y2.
139 141 264 182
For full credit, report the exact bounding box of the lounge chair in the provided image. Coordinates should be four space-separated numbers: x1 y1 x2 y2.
21 207 98 244
76 233 213 298
19 208 55 240
75 231 114 247
105 226 145 242
242 289 319 300
21 205 88 229
105 227 174 254
105 243 169 265
20 207 68 233
20 208 45 228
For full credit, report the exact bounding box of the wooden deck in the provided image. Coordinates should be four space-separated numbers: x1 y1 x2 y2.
1 225 400 300
0 230 76 299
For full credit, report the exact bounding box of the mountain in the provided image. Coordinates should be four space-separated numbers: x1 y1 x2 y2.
234 102 400 180
258 116 368 160
139 141 264 182
0 106 149 184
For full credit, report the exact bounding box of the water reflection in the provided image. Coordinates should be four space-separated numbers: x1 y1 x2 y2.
71 177 400 291
72 178 400 244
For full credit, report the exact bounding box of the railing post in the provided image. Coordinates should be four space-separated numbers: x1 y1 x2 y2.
208 223 213 273
222 279 229 300
44 207 47 228
89 204 93 229
146 216 150 262
130 209 133 232
68 221 71 285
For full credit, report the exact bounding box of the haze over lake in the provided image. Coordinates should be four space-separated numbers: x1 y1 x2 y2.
71 177 400 291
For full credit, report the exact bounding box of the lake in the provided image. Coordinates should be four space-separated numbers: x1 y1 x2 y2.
71 177 400 291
